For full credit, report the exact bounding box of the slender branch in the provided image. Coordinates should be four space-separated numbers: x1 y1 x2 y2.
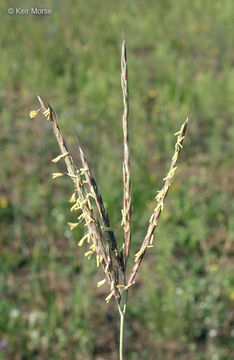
78 145 125 275
128 115 190 286
37 95 121 302
121 39 131 267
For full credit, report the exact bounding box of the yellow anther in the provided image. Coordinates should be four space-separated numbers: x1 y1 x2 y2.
67 222 78 230
124 283 133 290
90 244 96 252
43 108 51 120
101 226 112 232
84 250 93 259
105 292 113 303
121 209 127 226
29 110 38 119
86 214 95 223
69 192 76 203
78 213 85 221
87 199 93 210
134 247 145 262
78 233 89 247
52 152 69 163
97 279 106 288
80 167 88 175
70 203 80 212
52 173 64 179
104 263 110 273
146 245 154 249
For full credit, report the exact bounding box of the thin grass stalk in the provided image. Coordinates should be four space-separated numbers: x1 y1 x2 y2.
118 289 128 360
121 39 131 267
128 115 190 286
78 145 125 275
37 96 121 302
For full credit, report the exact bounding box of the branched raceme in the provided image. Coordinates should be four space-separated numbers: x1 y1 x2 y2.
30 40 189 308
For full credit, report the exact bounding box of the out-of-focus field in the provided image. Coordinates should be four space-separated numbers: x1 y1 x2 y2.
0 0 234 359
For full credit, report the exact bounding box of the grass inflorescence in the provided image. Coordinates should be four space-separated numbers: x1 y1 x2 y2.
31 39 189 359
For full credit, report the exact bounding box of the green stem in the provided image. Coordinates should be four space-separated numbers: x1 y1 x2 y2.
119 310 125 360
118 290 128 360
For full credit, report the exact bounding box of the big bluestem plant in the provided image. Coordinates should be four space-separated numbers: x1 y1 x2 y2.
30 39 189 360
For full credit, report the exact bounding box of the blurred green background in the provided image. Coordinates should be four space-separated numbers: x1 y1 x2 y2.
0 0 234 359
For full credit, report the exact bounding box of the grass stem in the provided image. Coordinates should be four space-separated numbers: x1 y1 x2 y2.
118 289 128 360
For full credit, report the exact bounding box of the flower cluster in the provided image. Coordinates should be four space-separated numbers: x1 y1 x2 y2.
30 42 189 305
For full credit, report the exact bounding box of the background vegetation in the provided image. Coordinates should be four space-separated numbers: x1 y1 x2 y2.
0 0 234 359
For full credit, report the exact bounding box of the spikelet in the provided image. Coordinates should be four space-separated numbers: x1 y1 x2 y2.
155 189 164 202
121 209 126 226
163 167 177 181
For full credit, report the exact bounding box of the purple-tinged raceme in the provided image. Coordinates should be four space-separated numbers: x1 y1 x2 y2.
121 40 132 269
